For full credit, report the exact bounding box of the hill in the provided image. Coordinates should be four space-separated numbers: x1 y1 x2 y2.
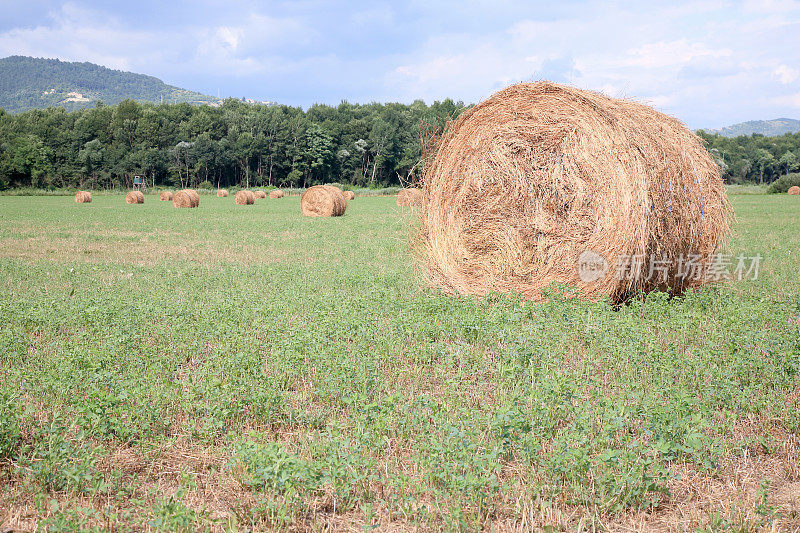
710 118 800 137
0 56 219 113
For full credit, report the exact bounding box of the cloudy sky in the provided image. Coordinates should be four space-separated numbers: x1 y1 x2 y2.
1 0 799 128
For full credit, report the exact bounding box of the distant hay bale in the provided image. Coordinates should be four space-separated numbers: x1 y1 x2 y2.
301 185 347 217
185 189 200 207
125 191 144 204
788 186 800 195
235 190 255 205
418 81 731 302
397 188 422 207
75 191 92 203
159 191 173 201
173 189 199 208
343 190 355 200
253 190 267 199
269 190 284 198
217 189 229 197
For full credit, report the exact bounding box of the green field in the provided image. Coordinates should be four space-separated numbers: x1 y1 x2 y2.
1 193 799 531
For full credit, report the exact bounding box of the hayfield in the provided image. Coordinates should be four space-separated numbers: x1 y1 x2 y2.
0 191 798 531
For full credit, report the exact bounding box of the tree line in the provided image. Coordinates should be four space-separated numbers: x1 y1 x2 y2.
698 130 800 184
0 98 465 190
1 97 799 190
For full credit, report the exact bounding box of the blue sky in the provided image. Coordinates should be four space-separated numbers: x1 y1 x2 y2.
1 0 799 129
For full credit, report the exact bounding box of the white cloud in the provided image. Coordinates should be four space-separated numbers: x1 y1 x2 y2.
382 2 800 127
0 1 798 127
773 64 799 84
0 3 310 80
214 27 242 51
0 3 150 71
619 40 731 69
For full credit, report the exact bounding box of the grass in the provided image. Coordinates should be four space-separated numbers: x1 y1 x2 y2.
726 184 769 195
0 185 402 197
0 192 799 531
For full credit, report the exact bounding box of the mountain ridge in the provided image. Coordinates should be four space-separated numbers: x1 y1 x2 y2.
0 55 220 113
706 118 800 137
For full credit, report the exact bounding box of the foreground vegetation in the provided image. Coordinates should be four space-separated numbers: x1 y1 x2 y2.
0 192 799 531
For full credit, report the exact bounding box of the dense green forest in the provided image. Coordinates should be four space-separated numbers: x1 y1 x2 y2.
0 56 218 113
0 98 465 190
1 94 798 190
698 130 800 184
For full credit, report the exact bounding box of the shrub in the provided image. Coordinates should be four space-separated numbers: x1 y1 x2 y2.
767 173 800 193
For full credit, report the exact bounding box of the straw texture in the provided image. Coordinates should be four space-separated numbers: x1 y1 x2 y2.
397 188 422 207
235 190 255 205
418 81 731 302
75 191 92 203
173 189 199 208
125 191 144 204
301 185 347 217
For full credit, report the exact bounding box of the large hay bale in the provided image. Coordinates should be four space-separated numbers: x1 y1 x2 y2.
235 190 255 205
269 190 284 199
173 189 199 208
418 81 731 302
125 191 144 204
343 190 356 200
788 186 800 195
253 190 267 199
75 191 92 203
330 186 348 209
217 189 229 198
159 191 173 201
301 185 347 217
397 188 422 207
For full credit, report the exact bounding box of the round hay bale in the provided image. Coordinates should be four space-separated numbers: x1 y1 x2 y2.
173 189 199 208
217 189 229 197
788 186 800 195
235 190 255 205
159 191 173 201
418 81 731 302
269 190 284 199
253 190 267 199
125 191 145 204
397 188 422 207
75 191 92 203
301 185 347 217
343 190 356 200
185 189 200 207
329 186 348 209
